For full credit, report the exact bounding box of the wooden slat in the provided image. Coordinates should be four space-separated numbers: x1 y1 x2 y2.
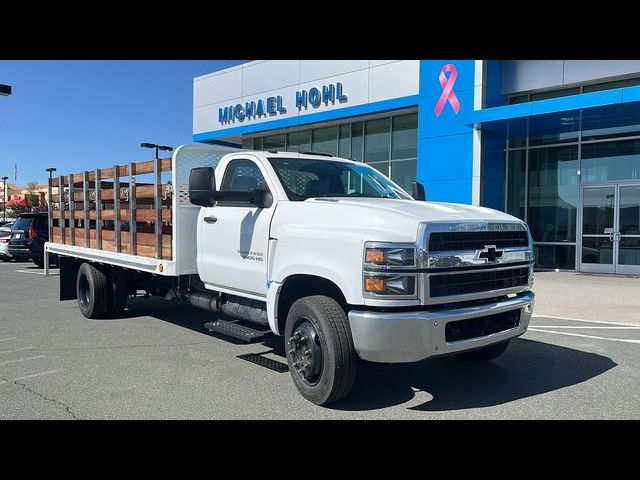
97 185 168 202
52 227 172 259
53 208 171 222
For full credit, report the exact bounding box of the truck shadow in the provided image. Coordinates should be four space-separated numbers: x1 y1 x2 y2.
331 338 617 411
121 298 617 412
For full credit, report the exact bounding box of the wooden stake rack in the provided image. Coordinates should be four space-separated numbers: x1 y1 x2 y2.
47 157 173 260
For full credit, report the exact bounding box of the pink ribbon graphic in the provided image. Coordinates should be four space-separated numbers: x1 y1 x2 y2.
434 64 460 117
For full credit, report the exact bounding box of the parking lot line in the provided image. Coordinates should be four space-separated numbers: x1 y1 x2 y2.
528 328 640 345
530 325 640 330
0 355 46 366
532 314 640 327
0 369 63 386
0 337 18 342
0 347 36 355
14 269 58 276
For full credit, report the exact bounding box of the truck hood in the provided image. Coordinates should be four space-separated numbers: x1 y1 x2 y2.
306 198 521 224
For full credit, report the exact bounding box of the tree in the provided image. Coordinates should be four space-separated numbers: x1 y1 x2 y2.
26 180 40 209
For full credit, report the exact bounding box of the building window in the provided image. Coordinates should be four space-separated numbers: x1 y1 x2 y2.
264 134 285 151
392 114 418 160
527 145 579 243
351 122 364 161
581 139 640 182
312 126 338 155
249 111 417 193
506 150 526 221
286 131 311 152
365 118 391 163
390 159 417 193
338 124 351 158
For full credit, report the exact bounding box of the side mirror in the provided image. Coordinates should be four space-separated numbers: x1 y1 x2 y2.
412 181 426 201
189 167 274 208
189 167 216 207
252 189 273 209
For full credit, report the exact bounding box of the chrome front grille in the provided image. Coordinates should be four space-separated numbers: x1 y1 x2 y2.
418 221 533 305
429 266 530 298
428 230 529 252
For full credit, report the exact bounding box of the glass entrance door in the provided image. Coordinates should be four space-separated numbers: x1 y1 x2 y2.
617 185 640 274
580 183 640 274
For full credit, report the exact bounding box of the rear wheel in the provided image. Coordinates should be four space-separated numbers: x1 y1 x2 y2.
455 340 510 362
1 257 10 262
32 258 44 268
284 295 357 405
77 262 108 319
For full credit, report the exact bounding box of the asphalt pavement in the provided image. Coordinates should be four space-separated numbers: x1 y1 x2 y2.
1 262 638 419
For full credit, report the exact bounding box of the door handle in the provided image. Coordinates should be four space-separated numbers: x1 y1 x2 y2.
204 216 218 224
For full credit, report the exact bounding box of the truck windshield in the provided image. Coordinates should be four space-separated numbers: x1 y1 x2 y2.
268 157 413 201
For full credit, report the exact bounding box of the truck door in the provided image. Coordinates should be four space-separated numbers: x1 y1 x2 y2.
197 157 276 297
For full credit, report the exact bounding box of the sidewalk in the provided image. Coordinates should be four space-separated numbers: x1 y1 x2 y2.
532 271 640 324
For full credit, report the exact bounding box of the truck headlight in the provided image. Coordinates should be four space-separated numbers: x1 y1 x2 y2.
364 242 416 268
363 274 416 296
363 242 417 298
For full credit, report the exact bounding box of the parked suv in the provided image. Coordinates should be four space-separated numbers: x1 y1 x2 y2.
8 213 56 267
0 223 14 261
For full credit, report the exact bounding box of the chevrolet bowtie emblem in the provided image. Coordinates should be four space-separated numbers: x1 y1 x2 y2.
478 245 503 262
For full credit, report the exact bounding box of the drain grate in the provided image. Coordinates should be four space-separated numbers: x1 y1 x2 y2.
237 352 289 373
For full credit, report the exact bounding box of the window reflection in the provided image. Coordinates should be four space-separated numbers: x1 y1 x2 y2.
527 145 578 242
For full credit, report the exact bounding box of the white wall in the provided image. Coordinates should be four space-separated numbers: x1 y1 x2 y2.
502 60 640 94
193 60 420 136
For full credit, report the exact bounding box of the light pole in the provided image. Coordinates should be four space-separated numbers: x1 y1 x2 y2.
46 166 56 209
2 84 12 220
141 142 173 159
1 176 8 221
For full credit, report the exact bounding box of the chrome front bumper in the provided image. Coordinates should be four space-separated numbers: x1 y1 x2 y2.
348 292 534 363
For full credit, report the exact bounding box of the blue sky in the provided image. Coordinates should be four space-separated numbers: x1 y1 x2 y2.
0 60 247 184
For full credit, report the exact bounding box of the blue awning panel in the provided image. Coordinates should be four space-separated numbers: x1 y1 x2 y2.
469 85 640 139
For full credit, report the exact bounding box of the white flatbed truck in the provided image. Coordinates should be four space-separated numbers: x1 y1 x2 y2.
46 143 535 405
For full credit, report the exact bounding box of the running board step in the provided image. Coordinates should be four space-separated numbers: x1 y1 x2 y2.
205 319 271 342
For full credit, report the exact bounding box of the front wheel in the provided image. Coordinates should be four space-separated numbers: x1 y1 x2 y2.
455 340 510 362
284 295 357 406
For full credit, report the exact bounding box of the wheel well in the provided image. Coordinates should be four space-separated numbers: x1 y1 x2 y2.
277 275 348 335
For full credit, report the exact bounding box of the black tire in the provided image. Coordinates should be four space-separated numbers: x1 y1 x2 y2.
76 262 108 319
106 267 128 316
456 340 510 362
1 257 10 262
284 295 357 406
32 258 44 268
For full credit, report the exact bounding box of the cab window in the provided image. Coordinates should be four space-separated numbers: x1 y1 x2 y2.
219 159 270 207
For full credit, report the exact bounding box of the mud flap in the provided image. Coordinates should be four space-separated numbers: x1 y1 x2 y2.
59 256 80 301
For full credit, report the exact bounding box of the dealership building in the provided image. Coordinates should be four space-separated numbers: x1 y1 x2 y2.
193 60 640 275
